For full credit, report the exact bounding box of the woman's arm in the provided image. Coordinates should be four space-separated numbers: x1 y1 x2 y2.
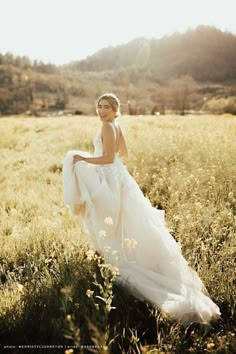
73 123 116 165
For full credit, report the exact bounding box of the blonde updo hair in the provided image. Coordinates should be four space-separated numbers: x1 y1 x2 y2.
97 93 121 118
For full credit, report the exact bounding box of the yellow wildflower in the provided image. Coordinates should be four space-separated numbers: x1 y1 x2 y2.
16 283 24 292
86 289 94 298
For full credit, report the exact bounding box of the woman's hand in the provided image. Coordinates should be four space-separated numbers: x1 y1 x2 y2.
73 154 84 164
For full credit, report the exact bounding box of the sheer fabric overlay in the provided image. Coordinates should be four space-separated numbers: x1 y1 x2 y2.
62 121 220 325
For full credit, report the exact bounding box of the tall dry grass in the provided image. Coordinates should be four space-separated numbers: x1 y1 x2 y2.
0 114 235 353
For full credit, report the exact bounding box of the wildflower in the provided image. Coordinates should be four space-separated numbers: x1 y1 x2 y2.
104 216 113 226
16 283 24 292
99 264 109 268
123 238 138 249
110 266 120 276
98 230 107 239
66 314 72 321
86 289 94 298
206 342 215 349
104 246 111 252
110 250 119 262
86 250 95 260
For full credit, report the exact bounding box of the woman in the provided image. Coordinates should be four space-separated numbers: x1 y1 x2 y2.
62 93 220 325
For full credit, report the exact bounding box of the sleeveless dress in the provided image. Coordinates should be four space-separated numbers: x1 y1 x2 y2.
62 121 220 324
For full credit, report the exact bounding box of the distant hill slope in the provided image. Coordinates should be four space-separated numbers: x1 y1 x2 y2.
65 26 236 83
1 26 236 115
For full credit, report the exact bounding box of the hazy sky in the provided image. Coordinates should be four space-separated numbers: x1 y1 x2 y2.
0 0 236 65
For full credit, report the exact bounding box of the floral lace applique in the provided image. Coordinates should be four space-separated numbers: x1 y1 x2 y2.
93 130 103 156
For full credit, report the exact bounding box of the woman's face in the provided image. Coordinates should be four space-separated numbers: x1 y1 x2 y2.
97 99 116 122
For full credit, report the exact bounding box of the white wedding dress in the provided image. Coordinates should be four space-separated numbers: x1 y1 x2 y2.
62 121 220 325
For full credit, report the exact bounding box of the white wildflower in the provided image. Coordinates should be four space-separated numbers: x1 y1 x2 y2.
112 250 119 262
104 216 113 226
86 250 95 261
104 246 111 253
111 266 119 276
124 238 138 249
98 230 107 239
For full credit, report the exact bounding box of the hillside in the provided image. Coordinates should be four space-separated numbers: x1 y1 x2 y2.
1 26 236 116
65 26 236 83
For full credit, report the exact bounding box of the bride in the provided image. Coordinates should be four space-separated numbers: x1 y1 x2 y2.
62 93 220 325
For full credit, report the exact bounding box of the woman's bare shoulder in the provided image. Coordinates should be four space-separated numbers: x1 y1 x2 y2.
101 123 116 138
102 122 115 130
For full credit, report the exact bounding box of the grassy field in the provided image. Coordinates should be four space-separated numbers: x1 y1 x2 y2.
0 114 235 353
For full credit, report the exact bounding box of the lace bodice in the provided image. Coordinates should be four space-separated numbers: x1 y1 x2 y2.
93 130 104 157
